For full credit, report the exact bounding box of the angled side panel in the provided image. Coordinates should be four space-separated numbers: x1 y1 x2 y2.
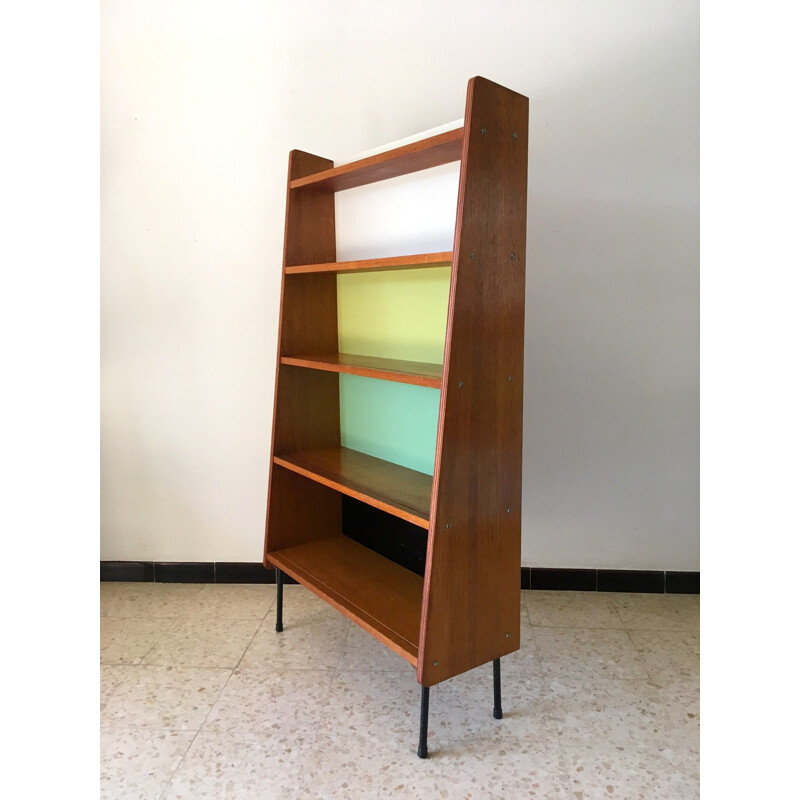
265 152 342 561
419 78 529 686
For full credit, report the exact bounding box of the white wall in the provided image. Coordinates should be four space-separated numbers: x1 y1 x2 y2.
101 0 699 569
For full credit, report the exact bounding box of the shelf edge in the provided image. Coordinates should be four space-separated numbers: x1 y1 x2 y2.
289 128 463 192
285 252 453 275
280 355 442 389
274 454 431 530
267 547 419 666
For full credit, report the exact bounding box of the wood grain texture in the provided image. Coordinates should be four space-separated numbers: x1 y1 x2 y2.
284 252 453 275
274 447 432 528
264 467 342 553
418 77 529 686
264 151 341 563
280 353 443 388
268 536 423 665
289 129 463 192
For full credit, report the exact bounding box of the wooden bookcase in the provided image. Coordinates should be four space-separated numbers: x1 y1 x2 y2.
264 76 528 757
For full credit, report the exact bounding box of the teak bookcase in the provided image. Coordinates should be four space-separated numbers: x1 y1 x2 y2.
264 76 528 757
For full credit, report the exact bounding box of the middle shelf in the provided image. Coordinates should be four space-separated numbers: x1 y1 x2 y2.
281 353 442 388
274 446 432 528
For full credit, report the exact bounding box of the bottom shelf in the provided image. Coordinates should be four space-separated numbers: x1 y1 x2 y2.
267 536 422 666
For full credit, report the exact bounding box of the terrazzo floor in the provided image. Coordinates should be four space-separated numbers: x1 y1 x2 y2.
100 582 699 799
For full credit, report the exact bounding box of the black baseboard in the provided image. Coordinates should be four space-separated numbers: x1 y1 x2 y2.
665 571 701 594
215 562 278 584
101 561 698 593
100 561 155 582
154 562 215 583
528 568 597 591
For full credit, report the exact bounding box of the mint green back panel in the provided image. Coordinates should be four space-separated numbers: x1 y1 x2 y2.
337 267 451 476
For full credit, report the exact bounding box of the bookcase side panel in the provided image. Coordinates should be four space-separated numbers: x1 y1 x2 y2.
265 151 341 562
419 78 529 686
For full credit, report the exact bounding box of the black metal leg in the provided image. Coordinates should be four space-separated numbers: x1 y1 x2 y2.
493 658 503 719
417 685 430 759
275 569 284 633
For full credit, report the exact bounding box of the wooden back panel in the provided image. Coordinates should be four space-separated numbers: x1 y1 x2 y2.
419 77 529 686
264 151 342 563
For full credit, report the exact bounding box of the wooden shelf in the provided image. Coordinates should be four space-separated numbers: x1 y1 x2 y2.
274 447 432 528
289 128 463 192
285 251 453 275
281 353 442 388
267 536 422 665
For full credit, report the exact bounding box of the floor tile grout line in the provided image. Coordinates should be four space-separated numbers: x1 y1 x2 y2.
522 628 579 800
155 590 271 800
529 623 627 630
621 623 654 682
612 593 699 636
230 606 272 673
100 583 206 621
288 582 348 735
332 620 352 673
148 620 233 800
100 614 186 620
611 598 628 633
132 585 276 667
129 616 182 666
257 585 345 796
155 727 201 800
101 723 203 734
526 614 566 781
292 667 345 799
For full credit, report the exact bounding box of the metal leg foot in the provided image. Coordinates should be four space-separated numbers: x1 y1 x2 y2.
493 658 503 719
275 569 284 633
417 685 430 758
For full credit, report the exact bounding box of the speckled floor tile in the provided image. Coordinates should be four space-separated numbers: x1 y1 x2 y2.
179 584 275 620
142 618 260 668
98 585 700 798
101 665 231 730
526 591 625 629
161 731 313 800
100 727 195 800
545 675 698 750
274 585 345 621
301 727 524 800
434 734 574 799
534 627 648 680
203 668 333 737
564 741 699 799
238 611 348 670
317 669 422 743
303 698 569 800
653 679 700 744
500 621 544 677
433 663 553 741
100 617 174 665
611 593 699 632
337 623 418 672
100 582 204 618
100 665 128 712
628 629 700 683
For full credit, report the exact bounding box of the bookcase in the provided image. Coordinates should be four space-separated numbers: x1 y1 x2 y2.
264 76 528 757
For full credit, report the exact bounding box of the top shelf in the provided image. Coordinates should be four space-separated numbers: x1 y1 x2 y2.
285 251 452 275
290 128 464 192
